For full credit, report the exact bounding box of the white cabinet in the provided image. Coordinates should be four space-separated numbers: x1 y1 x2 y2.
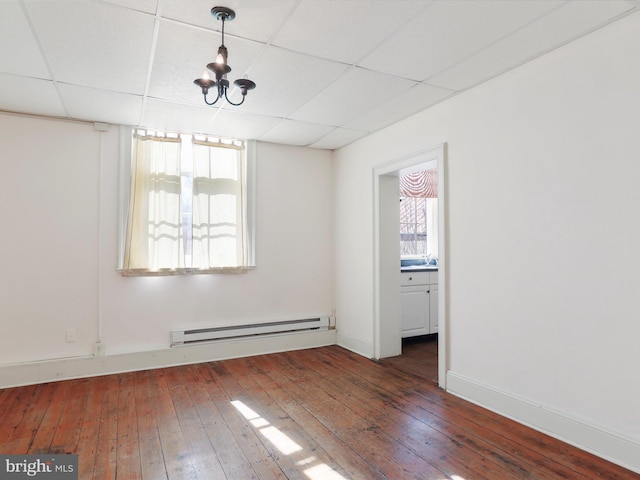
401 271 438 337
401 284 430 337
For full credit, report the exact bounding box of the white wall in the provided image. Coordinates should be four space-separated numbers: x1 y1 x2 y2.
0 114 334 371
334 11 640 472
0 115 101 364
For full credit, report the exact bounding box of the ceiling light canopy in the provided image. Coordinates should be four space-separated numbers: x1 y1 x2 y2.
193 6 256 106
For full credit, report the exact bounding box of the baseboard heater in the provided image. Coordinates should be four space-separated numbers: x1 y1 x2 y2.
170 316 330 347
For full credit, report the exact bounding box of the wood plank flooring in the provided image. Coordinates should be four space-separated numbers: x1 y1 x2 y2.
381 335 438 384
0 345 637 479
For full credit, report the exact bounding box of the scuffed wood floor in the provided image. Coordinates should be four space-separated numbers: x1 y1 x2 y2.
0 345 637 479
381 335 438 384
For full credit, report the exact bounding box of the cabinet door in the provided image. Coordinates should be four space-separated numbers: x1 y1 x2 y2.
429 283 438 333
401 285 430 337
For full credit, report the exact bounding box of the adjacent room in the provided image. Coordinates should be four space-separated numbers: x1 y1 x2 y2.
1 0 639 478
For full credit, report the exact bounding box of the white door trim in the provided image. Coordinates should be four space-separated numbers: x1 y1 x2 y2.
372 143 447 388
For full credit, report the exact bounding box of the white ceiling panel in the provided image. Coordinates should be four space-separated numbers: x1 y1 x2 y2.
203 109 283 140
58 84 143 127
1 1 638 149
0 1 50 78
24 0 155 94
272 0 427 64
428 0 637 91
290 67 417 126
310 127 369 150
345 82 454 132
160 0 296 43
239 46 350 118
102 0 159 15
0 74 65 118
141 98 222 133
259 119 335 147
359 0 563 81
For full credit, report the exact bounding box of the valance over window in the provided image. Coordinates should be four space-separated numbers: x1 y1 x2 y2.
399 169 438 198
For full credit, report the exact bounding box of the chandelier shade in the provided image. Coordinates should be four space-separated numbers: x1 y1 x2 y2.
193 6 256 106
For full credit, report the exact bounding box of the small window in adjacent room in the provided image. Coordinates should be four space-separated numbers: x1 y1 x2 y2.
400 168 438 257
118 128 255 275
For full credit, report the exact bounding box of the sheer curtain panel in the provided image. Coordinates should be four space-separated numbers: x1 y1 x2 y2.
122 132 183 275
192 139 248 271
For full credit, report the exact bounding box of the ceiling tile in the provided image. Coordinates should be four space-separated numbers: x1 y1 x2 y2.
141 98 220 133
25 1 155 94
101 0 158 15
148 20 264 105
289 67 417 126
0 1 50 78
160 0 296 43
428 0 637 91
239 46 350 118
204 109 282 140
140 98 281 138
259 119 335 147
0 74 66 118
310 127 369 150
272 0 427 64
359 0 563 81
345 82 454 132
58 84 143 126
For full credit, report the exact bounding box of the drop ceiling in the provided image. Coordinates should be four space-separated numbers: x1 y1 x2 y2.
1 0 638 149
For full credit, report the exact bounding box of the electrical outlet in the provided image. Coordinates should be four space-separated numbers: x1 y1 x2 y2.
65 328 77 343
93 342 106 356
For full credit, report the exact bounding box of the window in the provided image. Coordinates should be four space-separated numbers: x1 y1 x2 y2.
400 197 438 256
399 169 438 257
120 129 255 275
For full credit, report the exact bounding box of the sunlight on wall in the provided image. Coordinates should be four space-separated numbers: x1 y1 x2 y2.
231 400 347 480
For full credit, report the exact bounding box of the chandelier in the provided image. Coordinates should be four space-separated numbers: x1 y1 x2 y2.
193 6 256 106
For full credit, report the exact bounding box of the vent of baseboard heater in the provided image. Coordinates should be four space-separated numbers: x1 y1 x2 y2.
171 316 330 347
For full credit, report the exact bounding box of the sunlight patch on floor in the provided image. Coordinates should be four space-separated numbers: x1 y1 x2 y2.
304 463 350 480
231 399 347 480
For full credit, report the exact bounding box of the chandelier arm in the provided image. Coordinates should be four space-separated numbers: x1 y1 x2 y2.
203 92 222 106
224 90 246 106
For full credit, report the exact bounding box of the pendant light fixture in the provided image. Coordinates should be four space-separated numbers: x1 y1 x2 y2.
193 6 256 106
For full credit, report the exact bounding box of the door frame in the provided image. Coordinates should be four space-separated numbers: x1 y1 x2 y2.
372 143 447 388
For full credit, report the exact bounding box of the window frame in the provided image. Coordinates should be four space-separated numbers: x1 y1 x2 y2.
116 127 256 275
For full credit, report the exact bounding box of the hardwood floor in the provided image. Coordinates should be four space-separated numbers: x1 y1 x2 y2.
1 345 637 479
381 335 439 383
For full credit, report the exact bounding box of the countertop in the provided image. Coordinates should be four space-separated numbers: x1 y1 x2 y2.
401 265 438 272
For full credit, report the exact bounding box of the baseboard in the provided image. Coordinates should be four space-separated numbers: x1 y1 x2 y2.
446 371 640 474
336 331 374 358
0 329 337 389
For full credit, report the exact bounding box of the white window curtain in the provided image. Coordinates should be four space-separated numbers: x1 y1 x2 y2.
191 138 248 271
121 132 250 275
123 132 183 274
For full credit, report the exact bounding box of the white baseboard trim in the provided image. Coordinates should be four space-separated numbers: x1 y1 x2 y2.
336 331 374 358
0 329 337 389
446 371 640 474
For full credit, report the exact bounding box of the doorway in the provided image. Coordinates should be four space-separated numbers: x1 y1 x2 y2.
373 143 446 388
